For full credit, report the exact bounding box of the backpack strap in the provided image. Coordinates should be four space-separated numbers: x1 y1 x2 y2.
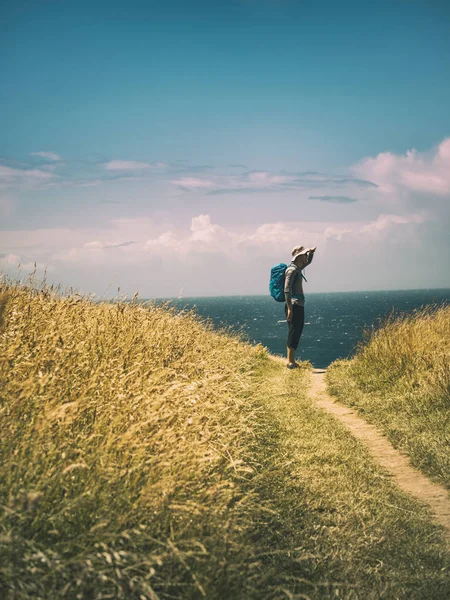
290 262 307 283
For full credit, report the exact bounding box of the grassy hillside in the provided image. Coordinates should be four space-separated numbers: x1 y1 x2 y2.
326 305 450 489
1 281 449 599
0 281 279 599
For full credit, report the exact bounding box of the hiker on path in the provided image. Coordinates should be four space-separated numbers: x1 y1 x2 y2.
285 245 316 369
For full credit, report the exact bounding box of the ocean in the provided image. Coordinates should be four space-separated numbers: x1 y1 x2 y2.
156 289 450 369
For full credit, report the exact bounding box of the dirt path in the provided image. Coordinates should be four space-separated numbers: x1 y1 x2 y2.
309 368 450 544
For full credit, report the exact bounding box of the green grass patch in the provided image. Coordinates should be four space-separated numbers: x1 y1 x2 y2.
252 360 450 599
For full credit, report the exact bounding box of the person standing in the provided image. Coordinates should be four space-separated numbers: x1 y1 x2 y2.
284 245 316 368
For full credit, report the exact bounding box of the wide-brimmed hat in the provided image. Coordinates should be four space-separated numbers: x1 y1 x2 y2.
291 245 308 260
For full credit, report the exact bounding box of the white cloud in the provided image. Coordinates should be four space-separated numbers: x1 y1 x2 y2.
0 253 52 275
361 213 424 236
189 214 227 243
354 138 450 195
0 215 320 267
145 231 181 253
83 240 136 249
0 164 54 188
144 215 232 256
1 138 448 295
0 209 443 296
2 213 422 268
171 177 215 189
30 151 62 161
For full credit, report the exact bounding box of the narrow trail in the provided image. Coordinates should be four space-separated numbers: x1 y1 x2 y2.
309 368 450 544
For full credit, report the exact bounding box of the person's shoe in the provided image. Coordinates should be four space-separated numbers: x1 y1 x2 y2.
287 362 299 369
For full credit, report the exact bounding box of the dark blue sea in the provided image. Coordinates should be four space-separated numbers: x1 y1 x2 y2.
156 289 450 369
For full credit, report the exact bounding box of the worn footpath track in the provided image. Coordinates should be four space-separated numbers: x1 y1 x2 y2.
309 368 450 544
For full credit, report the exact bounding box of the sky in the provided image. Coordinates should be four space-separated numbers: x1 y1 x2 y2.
1 0 450 298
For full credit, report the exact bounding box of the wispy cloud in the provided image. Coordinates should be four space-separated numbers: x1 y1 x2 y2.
206 187 264 195
30 151 62 161
361 213 425 235
1 153 379 196
0 164 54 180
171 169 377 195
0 163 55 188
104 160 167 171
171 177 215 190
84 240 136 249
309 195 358 203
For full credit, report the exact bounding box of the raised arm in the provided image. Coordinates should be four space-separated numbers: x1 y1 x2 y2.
306 247 316 266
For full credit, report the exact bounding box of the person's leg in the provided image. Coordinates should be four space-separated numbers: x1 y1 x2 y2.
287 346 296 364
286 304 301 366
287 305 304 366
291 305 305 354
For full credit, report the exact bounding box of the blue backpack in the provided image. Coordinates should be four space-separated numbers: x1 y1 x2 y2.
269 263 307 302
269 263 289 302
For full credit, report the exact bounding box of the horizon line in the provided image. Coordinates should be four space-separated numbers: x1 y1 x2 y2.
148 286 450 301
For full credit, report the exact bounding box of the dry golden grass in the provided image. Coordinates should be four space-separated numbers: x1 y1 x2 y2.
0 279 273 599
1 278 449 599
326 304 450 488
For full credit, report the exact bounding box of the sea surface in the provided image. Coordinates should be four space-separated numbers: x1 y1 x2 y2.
156 289 450 369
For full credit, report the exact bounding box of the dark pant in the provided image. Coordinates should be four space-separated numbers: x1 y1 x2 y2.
285 303 305 350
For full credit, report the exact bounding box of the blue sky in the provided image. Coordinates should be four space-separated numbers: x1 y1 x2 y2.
1 0 450 296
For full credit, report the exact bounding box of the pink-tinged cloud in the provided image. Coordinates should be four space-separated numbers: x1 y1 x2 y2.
354 138 450 195
361 213 425 236
1 210 441 296
30 151 62 161
324 226 353 241
104 160 166 170
47 212 421 263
